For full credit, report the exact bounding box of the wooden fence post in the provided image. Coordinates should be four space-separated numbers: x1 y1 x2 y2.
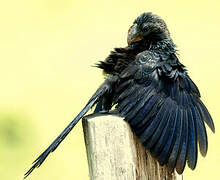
82 114 183 180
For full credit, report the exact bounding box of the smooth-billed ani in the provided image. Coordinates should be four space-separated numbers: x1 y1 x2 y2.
24 12 215 178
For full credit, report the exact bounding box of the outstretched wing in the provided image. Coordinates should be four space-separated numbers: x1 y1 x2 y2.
113 50 215 174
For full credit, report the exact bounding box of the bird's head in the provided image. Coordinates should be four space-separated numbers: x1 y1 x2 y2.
127 12 170 45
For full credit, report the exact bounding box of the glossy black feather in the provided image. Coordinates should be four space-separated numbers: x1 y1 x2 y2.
186 108 197 169
117 85 139 112
151 106 177 157
130 93 164 127
176 110 188 174
157 107 179 165
125 87 156 121
138 98 170 143
143 99 172 149
115 83 137 102
114 79 133 94
197 99 215 132
167 108 183 172
192 105 208 157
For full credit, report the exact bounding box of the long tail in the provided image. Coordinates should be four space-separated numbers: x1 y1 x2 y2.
24 77 115 178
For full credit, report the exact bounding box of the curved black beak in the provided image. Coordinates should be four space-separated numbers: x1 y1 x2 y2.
127 24 143 45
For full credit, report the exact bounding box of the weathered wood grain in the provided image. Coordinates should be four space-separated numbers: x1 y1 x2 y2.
83 114 183 180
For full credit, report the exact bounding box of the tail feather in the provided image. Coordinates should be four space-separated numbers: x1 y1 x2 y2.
24 78 114 179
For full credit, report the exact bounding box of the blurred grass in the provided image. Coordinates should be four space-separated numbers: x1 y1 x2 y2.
0 112 36 180
0 0 220 179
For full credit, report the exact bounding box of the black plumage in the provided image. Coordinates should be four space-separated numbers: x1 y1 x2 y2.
24 12 215 178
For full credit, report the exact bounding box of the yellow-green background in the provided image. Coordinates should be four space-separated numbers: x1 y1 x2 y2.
0 0 219 179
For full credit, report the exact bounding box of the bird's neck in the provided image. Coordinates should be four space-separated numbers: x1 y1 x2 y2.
150 38 177 53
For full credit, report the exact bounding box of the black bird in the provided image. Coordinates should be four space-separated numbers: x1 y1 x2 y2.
24 12 215 178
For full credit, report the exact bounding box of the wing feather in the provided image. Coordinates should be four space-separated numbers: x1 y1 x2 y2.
130 93 164 127
138 98 170 143
150 106 177 157
143 99 173 149
167 108 183 172
113 50 214 173
196 99 215 133
192 105 208 156
157 107 179 165
176 109 188 174
125 87 156 121
186 108 198 169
